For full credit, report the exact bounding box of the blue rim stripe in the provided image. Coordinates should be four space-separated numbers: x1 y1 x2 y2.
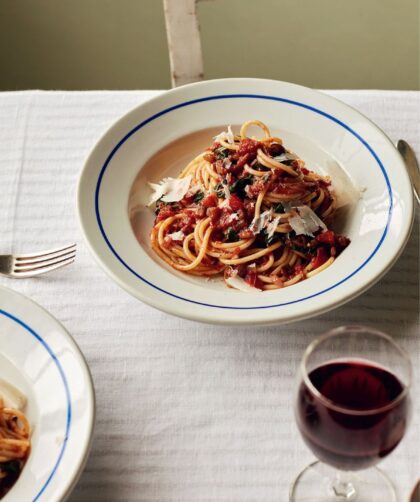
0 309 71 501
95 93 393 310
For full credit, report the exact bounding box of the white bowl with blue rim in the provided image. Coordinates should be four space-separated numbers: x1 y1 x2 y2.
77 78 414 325
0 285 95 501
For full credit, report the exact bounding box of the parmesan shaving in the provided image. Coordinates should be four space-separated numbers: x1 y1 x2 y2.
214 125 235 145
222 183 230 201
167 230 185 241
226 275 262 292
227 213 239 223
188 183 201 195
249 209 274 234
148 176 192 206
288 206 327 237
224 158 232 170
273 151 298 163
0 379 27 410
266 216 281 239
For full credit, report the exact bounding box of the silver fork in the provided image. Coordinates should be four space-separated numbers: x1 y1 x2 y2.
0 243 76 278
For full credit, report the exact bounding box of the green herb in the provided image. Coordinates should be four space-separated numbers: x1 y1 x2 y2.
193 191 204 202
230 176 253 198
2 461 20 474
226 228 239 242
273 203 285 213
215 147 229 160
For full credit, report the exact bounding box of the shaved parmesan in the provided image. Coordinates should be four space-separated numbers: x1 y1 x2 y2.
288 206 327 237
227 212 239 223
226 275 262 292
0 379 27 410
222 183 231 200
281 201 302 212
223 158 232 170
148 176 192 206
214 125 235 145
266 216 281 239
188 183 201 195
273 151 298 163
249 209 274 234
167 230 184 242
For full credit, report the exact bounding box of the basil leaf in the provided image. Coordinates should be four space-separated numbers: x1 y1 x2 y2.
2 461 20 474
193 191 204 202
226 228 239 242
230 176 253 198
273 203 285 213
215 147 229 160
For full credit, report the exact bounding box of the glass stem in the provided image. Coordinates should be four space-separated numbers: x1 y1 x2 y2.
328 471 358 500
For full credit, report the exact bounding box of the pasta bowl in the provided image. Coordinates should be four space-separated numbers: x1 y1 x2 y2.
0 286 95 501
77 78 414 325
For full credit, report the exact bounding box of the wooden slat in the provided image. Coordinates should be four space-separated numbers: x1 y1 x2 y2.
163 0 204 87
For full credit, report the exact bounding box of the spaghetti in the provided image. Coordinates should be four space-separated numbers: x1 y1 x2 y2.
149 120 350 291
0 399 30 498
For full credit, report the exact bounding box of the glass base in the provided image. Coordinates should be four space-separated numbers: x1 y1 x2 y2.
289 461 397 502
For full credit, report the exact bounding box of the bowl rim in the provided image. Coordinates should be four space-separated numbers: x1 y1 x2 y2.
77 78 414 325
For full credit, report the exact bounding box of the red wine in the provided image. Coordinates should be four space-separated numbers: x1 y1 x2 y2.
296 359 409 470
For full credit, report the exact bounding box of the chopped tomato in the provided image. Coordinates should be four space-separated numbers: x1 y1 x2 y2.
316 230 335 245
271 181 307 195
228 193 243 211
207 206 221 224
336 234 351 250
203 152 215 163
217 208 247 231
236 153 251 168
155 207 175 223
247 180 266 196
202 193 218 208
312 247 329 269
237 138 261 157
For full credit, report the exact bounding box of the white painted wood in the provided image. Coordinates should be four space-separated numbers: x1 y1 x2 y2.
163 0 204 87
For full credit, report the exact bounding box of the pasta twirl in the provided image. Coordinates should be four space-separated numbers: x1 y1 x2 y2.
149 120 350 291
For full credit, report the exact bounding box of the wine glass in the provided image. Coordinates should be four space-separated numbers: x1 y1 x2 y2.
290 326 412 501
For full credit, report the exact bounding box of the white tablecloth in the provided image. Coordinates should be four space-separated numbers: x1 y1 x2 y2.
0 90 418 501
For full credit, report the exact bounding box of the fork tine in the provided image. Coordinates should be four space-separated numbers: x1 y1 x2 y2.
15 248 77 267
14 252 76 271
13 256 76 277
14 243 76 261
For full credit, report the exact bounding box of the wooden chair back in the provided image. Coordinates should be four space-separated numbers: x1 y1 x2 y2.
163 0 204 87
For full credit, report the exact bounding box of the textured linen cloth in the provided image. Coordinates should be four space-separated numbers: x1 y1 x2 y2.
0 90 418 501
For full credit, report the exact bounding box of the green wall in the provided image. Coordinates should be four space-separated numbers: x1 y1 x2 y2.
0 0 419 90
